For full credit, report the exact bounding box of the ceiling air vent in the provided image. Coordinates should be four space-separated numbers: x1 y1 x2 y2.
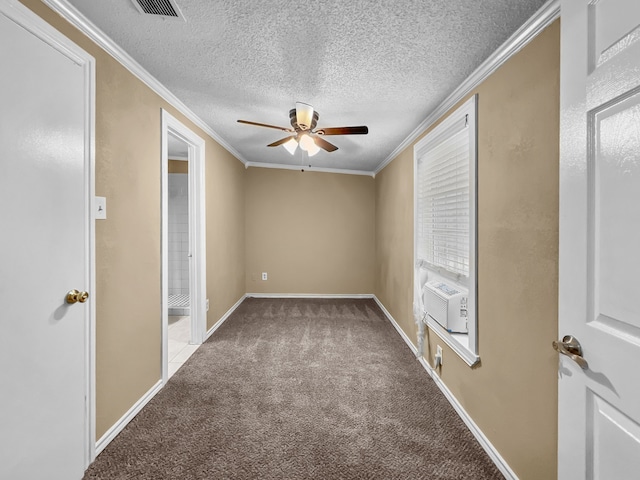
131 0 185 20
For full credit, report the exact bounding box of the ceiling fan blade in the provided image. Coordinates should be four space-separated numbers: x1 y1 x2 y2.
314 136 338 152
237 119 293 132
267 136 295 147
316 126 369 136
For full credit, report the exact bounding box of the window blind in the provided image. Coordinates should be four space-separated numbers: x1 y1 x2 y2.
417 125 470 278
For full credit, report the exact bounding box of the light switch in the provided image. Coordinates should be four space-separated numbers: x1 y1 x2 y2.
95 196 107 220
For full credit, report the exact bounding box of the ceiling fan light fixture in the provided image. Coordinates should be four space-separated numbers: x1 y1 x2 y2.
298 133 314 151
299 134 320 156
295 102 314 130
306 142 320 156
237 103 367 156
282 137 298 155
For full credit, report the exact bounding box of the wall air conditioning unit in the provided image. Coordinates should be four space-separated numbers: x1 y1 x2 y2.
423 281 468 333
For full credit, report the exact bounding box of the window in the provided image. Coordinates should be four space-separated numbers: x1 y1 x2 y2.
414 95 478 365
417 126 470 281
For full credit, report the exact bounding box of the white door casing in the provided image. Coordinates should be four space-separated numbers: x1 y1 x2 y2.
0 0 95 478
161 110 207 384
559 0 640 478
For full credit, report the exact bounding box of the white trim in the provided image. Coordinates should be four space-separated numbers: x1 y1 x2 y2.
95 380 163 456
161 116 169 384
36 0 558 176
373 296 518 480
0 0 97 467
168 155 189 161
245 162 375 177
413 96 479 367
372 296 418 355
2 0 86 65
40 0 247 166
95 293 245 454
423 318 480 366
246 293 375 299
161 110 207 386
205 294 247 340
375 0 560 174
86 39 97 471
417 356 519 480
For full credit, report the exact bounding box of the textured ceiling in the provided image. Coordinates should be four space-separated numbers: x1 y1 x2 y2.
67 0 547 172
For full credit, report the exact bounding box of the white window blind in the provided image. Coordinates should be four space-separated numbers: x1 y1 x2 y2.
417 122 470 278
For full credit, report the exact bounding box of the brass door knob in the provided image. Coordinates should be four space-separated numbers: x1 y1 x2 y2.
66 289 89 304
553 335 588 369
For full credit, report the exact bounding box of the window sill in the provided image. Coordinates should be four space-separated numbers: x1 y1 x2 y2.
425 317 480 367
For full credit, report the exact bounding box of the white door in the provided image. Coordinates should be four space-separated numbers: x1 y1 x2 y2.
0 2 93 479
559 0 640 478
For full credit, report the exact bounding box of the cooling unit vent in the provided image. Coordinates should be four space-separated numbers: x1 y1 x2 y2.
131 0 184 20
423 281 469 334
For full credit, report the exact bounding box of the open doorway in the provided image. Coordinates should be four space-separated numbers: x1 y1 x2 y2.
166 134 193 377
161 110 207 383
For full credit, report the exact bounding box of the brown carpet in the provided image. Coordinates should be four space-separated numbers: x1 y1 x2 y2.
84 298 503 479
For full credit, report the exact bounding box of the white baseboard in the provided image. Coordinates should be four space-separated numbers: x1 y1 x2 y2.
246 293 374 299
95 379 162 456
373 296 518 480
95 294 247 456
205 294 246 341
372 296 419 355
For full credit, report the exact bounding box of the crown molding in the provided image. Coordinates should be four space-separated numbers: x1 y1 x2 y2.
40 0 559 176
374 0 560 175
245 161 375 177
40 0 248 165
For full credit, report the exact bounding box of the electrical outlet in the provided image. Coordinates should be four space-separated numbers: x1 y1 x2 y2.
436 345 443 365
261 272 268 281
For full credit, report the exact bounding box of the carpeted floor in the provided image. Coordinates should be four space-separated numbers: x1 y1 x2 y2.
84 298 503 479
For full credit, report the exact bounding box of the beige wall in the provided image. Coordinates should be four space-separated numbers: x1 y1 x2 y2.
20 0 246 439
375 21 560 480
168 159 188 173
245 167 375 294
375 151 414 337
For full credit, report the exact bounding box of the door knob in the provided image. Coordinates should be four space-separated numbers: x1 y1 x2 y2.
66 289 89 304
553 335 588 369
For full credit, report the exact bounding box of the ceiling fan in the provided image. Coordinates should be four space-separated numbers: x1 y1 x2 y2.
237 102 368 156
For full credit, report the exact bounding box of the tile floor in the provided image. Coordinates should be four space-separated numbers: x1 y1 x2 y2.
168 315 199 379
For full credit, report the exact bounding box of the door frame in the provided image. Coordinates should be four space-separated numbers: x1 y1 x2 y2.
161 110 207 383
0 0 97 468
